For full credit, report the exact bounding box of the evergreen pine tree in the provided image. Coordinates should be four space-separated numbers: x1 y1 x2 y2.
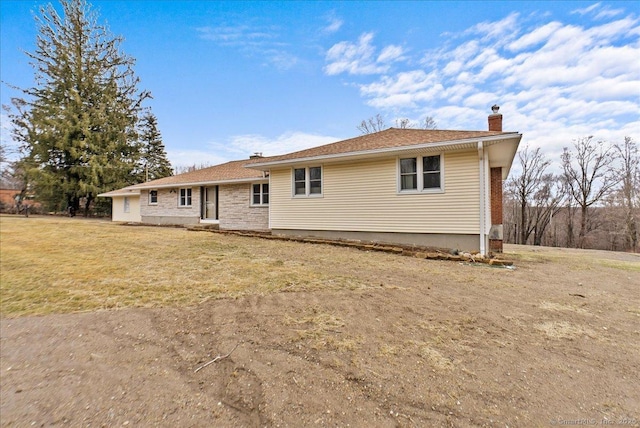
139 112 173 181
4 0 150 215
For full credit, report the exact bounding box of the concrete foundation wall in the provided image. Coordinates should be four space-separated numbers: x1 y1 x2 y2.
140 215 200 225
272 229 479 252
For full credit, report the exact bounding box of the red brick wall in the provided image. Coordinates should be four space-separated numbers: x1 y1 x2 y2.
490 168 503 224
0 189 20 206
490 167 503 253
489 239 503 252
488 114 502 132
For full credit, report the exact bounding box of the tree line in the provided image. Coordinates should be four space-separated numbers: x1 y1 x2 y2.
2 0 172 216
504 136 639 252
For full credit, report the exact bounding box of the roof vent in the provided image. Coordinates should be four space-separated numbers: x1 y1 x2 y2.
250 152 263 159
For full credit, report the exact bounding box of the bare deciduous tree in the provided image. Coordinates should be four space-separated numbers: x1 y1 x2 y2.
173 163 214 175
357 114 386 134
395 118 412 129
421 116 437 130
509 145 552 244
358 115 437 134
562 137 619 248
530 173 565 246
612 137 639 251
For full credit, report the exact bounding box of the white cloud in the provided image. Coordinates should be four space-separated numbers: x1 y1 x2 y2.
594 6 624 20
324 32 408 76
324 32 388 75
196 23 298 71
377 45 405 63
572 2 624 20
324 6 640 166
571 3 601 16
133 128 342 170
175 131 339 167
322 14 343 34
166 149 229 170
508 21 563 51
222 131 339 157
196 25 278 45
465 12 519 44
264 49 299 70
359 70 443 109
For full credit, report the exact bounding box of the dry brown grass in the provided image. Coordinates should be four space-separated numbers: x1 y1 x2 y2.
503 244 640 272
283 307 364 352
0 216 371 317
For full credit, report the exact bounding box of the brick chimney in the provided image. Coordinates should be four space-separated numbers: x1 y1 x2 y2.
488 104 504 255
488 104 502 132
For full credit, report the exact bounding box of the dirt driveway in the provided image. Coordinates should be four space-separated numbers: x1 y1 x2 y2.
1 244 639 427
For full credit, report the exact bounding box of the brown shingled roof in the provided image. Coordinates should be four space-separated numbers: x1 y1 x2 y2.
131 158 267 189
248 128 516 166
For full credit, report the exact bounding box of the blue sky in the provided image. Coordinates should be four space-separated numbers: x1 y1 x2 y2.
1 1 639 172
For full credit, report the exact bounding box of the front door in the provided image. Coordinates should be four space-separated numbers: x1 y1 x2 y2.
203 186 218 220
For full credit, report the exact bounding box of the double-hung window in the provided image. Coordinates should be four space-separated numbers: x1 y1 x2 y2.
398 154 443 192
179 188 192 207
422 155 441 189
400 158 418 190
123 196 130 213
149 190 158 205
293 166 322 197
252 183 269 206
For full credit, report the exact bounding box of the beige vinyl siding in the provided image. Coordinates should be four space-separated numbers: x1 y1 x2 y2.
269 150 480 234
111 196 141 222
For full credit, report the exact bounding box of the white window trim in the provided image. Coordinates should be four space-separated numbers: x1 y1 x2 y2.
396 153 445 194
251 182 269 206
292 166 323 198
178 187 192 207
149 189 158 205
123 196 130 213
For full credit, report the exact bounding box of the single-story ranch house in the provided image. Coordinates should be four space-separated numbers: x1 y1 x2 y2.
99 108 521 256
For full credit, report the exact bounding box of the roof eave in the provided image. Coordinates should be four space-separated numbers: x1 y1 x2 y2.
130 176 267 190
97 190 141 197
246 133 522 170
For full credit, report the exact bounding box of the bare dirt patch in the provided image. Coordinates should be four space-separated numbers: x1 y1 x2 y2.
1 218 639 426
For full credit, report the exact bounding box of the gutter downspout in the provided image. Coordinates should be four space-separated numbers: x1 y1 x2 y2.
478 141 487 256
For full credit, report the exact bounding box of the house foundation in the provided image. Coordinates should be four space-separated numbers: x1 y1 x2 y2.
272 229 480 253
